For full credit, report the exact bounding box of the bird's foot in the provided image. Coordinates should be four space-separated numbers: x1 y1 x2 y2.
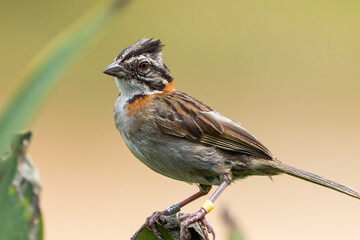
145 210 170 239
179 209 215 240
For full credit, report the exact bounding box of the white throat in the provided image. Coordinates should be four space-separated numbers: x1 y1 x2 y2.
114 77 162 100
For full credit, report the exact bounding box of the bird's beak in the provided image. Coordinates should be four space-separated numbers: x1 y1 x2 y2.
102 61 128 78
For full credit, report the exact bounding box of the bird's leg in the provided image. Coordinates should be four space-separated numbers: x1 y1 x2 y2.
179 173 232 240
145 184 212 239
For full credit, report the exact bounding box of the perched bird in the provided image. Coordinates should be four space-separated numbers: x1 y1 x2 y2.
103 38 360 240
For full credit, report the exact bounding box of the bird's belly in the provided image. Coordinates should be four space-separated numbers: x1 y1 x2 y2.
125 131 227 185
118 119 230 185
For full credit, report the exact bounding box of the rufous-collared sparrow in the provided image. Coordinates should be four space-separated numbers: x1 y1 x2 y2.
103 38 360 240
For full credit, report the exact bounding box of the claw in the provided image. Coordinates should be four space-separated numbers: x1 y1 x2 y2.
201 217 215 239
151 223 162 240
179 209 215 240
145 210 169 239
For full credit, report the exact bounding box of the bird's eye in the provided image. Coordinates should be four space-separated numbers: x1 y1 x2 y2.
139 61 149 71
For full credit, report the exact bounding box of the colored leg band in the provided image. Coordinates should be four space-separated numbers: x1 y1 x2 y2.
166 204 181 215
200 200 214 213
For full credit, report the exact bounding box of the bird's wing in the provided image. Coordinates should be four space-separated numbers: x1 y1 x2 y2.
154 91 273 160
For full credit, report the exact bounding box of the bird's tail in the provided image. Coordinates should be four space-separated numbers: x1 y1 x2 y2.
259 159 360 199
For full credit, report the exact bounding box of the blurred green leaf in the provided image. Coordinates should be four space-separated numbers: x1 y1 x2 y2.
0 0 130 155
0 132 43 240
229 229 246 240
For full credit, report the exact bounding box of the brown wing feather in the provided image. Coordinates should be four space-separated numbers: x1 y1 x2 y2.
154 91 273 160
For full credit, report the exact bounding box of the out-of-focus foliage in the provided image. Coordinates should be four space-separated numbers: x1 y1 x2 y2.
229 229 246 240
0 132 43 240
0 0 130 156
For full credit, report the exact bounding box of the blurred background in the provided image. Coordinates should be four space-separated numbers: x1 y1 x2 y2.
1 0 360 239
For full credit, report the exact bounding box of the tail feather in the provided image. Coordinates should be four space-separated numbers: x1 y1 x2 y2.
260 159 360 200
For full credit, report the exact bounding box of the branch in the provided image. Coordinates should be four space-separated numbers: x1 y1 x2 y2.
131 214 209 240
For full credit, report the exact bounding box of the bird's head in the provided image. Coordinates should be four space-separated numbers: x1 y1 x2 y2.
103 38 173 98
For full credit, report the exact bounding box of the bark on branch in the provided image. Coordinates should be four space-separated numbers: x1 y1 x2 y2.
131 214 209 240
